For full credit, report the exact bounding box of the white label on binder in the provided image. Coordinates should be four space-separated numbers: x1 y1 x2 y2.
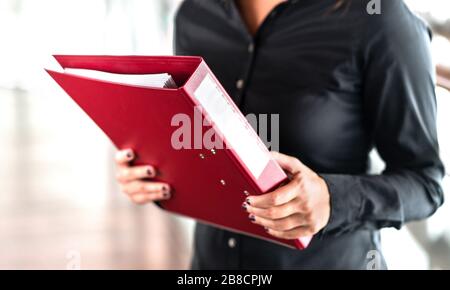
194 75 269 180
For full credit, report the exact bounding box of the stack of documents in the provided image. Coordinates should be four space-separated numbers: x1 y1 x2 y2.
65 68 177 89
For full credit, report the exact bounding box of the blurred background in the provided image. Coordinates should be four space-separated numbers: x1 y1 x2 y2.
0 0 449 269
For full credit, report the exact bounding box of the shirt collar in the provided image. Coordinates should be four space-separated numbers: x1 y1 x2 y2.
219 0 296 16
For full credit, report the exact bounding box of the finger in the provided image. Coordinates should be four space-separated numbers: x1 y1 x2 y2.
246 180 299 208
266 225 312 240
130 192 170 205
270 151 305 175
116 165 156 182
115 149 135 165
120 181 170 196
249 213 307 232
245 200 299 220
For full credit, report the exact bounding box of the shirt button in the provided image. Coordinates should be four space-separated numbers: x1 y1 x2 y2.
236 79 244 90
228 237 237 248
248 43 254 53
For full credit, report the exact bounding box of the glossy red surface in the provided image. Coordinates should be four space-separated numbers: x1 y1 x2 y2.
47 55 311 249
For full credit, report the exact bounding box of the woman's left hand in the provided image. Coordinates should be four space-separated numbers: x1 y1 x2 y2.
244 151 331 239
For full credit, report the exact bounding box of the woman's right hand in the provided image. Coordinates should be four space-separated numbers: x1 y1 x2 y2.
115 149 171 205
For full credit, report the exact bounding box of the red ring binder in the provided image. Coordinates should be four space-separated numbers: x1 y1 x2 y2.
46 55 312 249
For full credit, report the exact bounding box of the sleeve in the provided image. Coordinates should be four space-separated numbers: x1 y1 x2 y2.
173 0 191 56
320 2 445 236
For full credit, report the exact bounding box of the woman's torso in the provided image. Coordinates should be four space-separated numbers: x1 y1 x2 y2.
174 0 418 269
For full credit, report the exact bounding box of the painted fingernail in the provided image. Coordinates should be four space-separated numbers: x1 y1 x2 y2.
163 192 171 199
246 198 251 205
147 167 154 177
248 214 255 222
242 202 247 211
162 185 170 194
126 151 133 160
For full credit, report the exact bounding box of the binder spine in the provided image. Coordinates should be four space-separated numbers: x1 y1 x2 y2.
178 85 262 194
181 61 281 195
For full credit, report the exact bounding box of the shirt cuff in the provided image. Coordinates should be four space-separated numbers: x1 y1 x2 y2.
318 174 363 235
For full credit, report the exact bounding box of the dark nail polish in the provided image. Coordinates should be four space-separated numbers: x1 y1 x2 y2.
246 198 251 205
126 152 133 159
162 186 170 193
163 192 171 198
249 214 255 222
241 202 247 210
147 168 154 176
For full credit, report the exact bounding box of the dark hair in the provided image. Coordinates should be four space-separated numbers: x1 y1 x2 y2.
330 0 350 13
334 0 348 9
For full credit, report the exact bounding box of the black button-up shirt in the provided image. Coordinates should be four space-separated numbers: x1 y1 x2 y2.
174 0 445 269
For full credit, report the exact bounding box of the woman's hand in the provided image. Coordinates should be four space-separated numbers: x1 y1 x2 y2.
115 149 171 205
244 152 331 239
437 64 450 91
